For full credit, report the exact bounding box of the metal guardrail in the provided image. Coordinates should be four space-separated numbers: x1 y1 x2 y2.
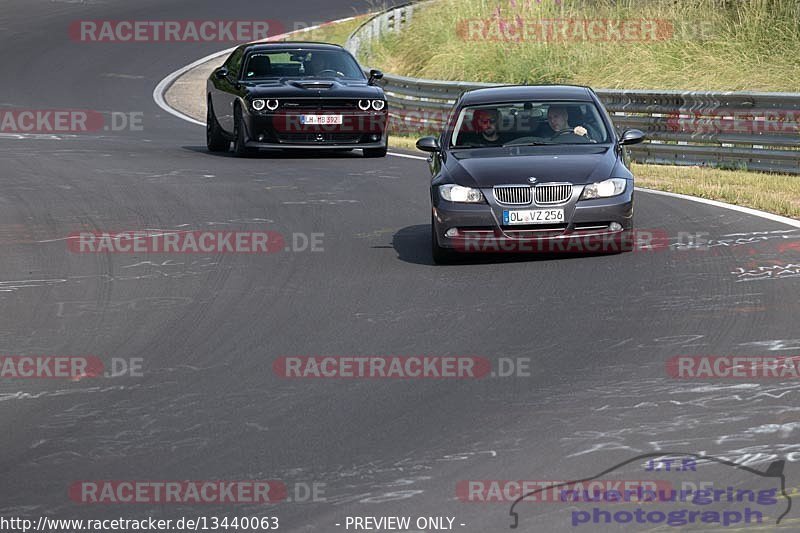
346 2 800 174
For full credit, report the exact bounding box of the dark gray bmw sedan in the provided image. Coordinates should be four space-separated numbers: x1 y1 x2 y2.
416 85 645 264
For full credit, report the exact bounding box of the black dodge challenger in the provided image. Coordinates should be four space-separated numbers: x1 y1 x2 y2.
207 42 387 157
417 85 645 263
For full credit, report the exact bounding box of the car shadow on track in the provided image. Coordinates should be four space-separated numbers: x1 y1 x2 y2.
183 146 366 159
392 225 619 266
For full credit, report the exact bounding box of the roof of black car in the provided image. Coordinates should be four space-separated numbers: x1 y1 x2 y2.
460 85 594 105
243 42 346 52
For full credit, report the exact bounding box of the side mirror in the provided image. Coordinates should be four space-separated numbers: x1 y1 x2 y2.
416 136 440 153
214 67 229 80
619 129 645 146
368 69 384 85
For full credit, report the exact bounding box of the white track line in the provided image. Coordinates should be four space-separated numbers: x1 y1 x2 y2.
153 48 231 127
152 20 800 230
387 152 426 160
636 187 800 228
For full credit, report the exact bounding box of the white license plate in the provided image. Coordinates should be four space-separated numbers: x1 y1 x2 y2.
503 209 565 225
300 114 343 125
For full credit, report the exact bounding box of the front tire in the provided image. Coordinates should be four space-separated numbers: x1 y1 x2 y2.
233 105 256 157
363 145 387 158
206 100 229 152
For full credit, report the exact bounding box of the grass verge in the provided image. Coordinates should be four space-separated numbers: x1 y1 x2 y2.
278 16 364 45
632 163 800 219
367 0 800 91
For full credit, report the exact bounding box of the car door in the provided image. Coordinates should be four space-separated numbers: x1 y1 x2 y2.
211 47 245 134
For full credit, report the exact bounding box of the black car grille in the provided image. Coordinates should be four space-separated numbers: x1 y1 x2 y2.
493 186 532 205
534 184 573 205
279 99 359 110
275 133 362 144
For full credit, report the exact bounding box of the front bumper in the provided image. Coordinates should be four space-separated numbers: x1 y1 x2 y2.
243 140 387 150
243 109 388 148
433 184 634 252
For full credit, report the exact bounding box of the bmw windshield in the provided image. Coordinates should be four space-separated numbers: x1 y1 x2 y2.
450 101 611 148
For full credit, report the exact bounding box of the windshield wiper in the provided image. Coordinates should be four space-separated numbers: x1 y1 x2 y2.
502 141 555 147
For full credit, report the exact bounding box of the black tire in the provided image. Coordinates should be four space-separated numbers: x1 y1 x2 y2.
206 100 229 152
363 145 387 158
431 216 457 264
233 105 256 157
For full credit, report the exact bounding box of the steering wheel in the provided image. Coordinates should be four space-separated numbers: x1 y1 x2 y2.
317 69 343 77
551 129 576 139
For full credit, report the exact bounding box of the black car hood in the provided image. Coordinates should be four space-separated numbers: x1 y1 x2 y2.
242 79 383 99
445 145 618 187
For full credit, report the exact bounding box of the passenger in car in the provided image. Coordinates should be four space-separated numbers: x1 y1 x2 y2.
541 105 589 139
458 108 509 146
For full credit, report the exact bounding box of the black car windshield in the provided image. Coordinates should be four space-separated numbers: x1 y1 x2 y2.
450 101 611 148
241 49 365 81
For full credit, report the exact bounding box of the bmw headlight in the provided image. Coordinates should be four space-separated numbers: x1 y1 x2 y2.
439 184 484 203
580 178 627 200
251 99 266 111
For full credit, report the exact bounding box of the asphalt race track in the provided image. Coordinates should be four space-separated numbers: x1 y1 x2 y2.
1 1 800 531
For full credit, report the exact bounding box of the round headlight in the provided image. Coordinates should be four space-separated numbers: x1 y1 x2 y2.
266 99 280 111
252 99 266 111
371 100 386 111
358 99 371 111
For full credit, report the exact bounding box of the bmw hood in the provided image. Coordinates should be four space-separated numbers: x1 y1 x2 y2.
446 146 618 187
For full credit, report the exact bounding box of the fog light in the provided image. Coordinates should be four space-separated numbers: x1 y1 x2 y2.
445 228 458 238
257 134 265 142
371 134 380 141
610 222 623 231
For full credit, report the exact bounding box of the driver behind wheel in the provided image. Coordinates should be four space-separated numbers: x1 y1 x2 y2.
309 52 342 77
546 105 588 139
